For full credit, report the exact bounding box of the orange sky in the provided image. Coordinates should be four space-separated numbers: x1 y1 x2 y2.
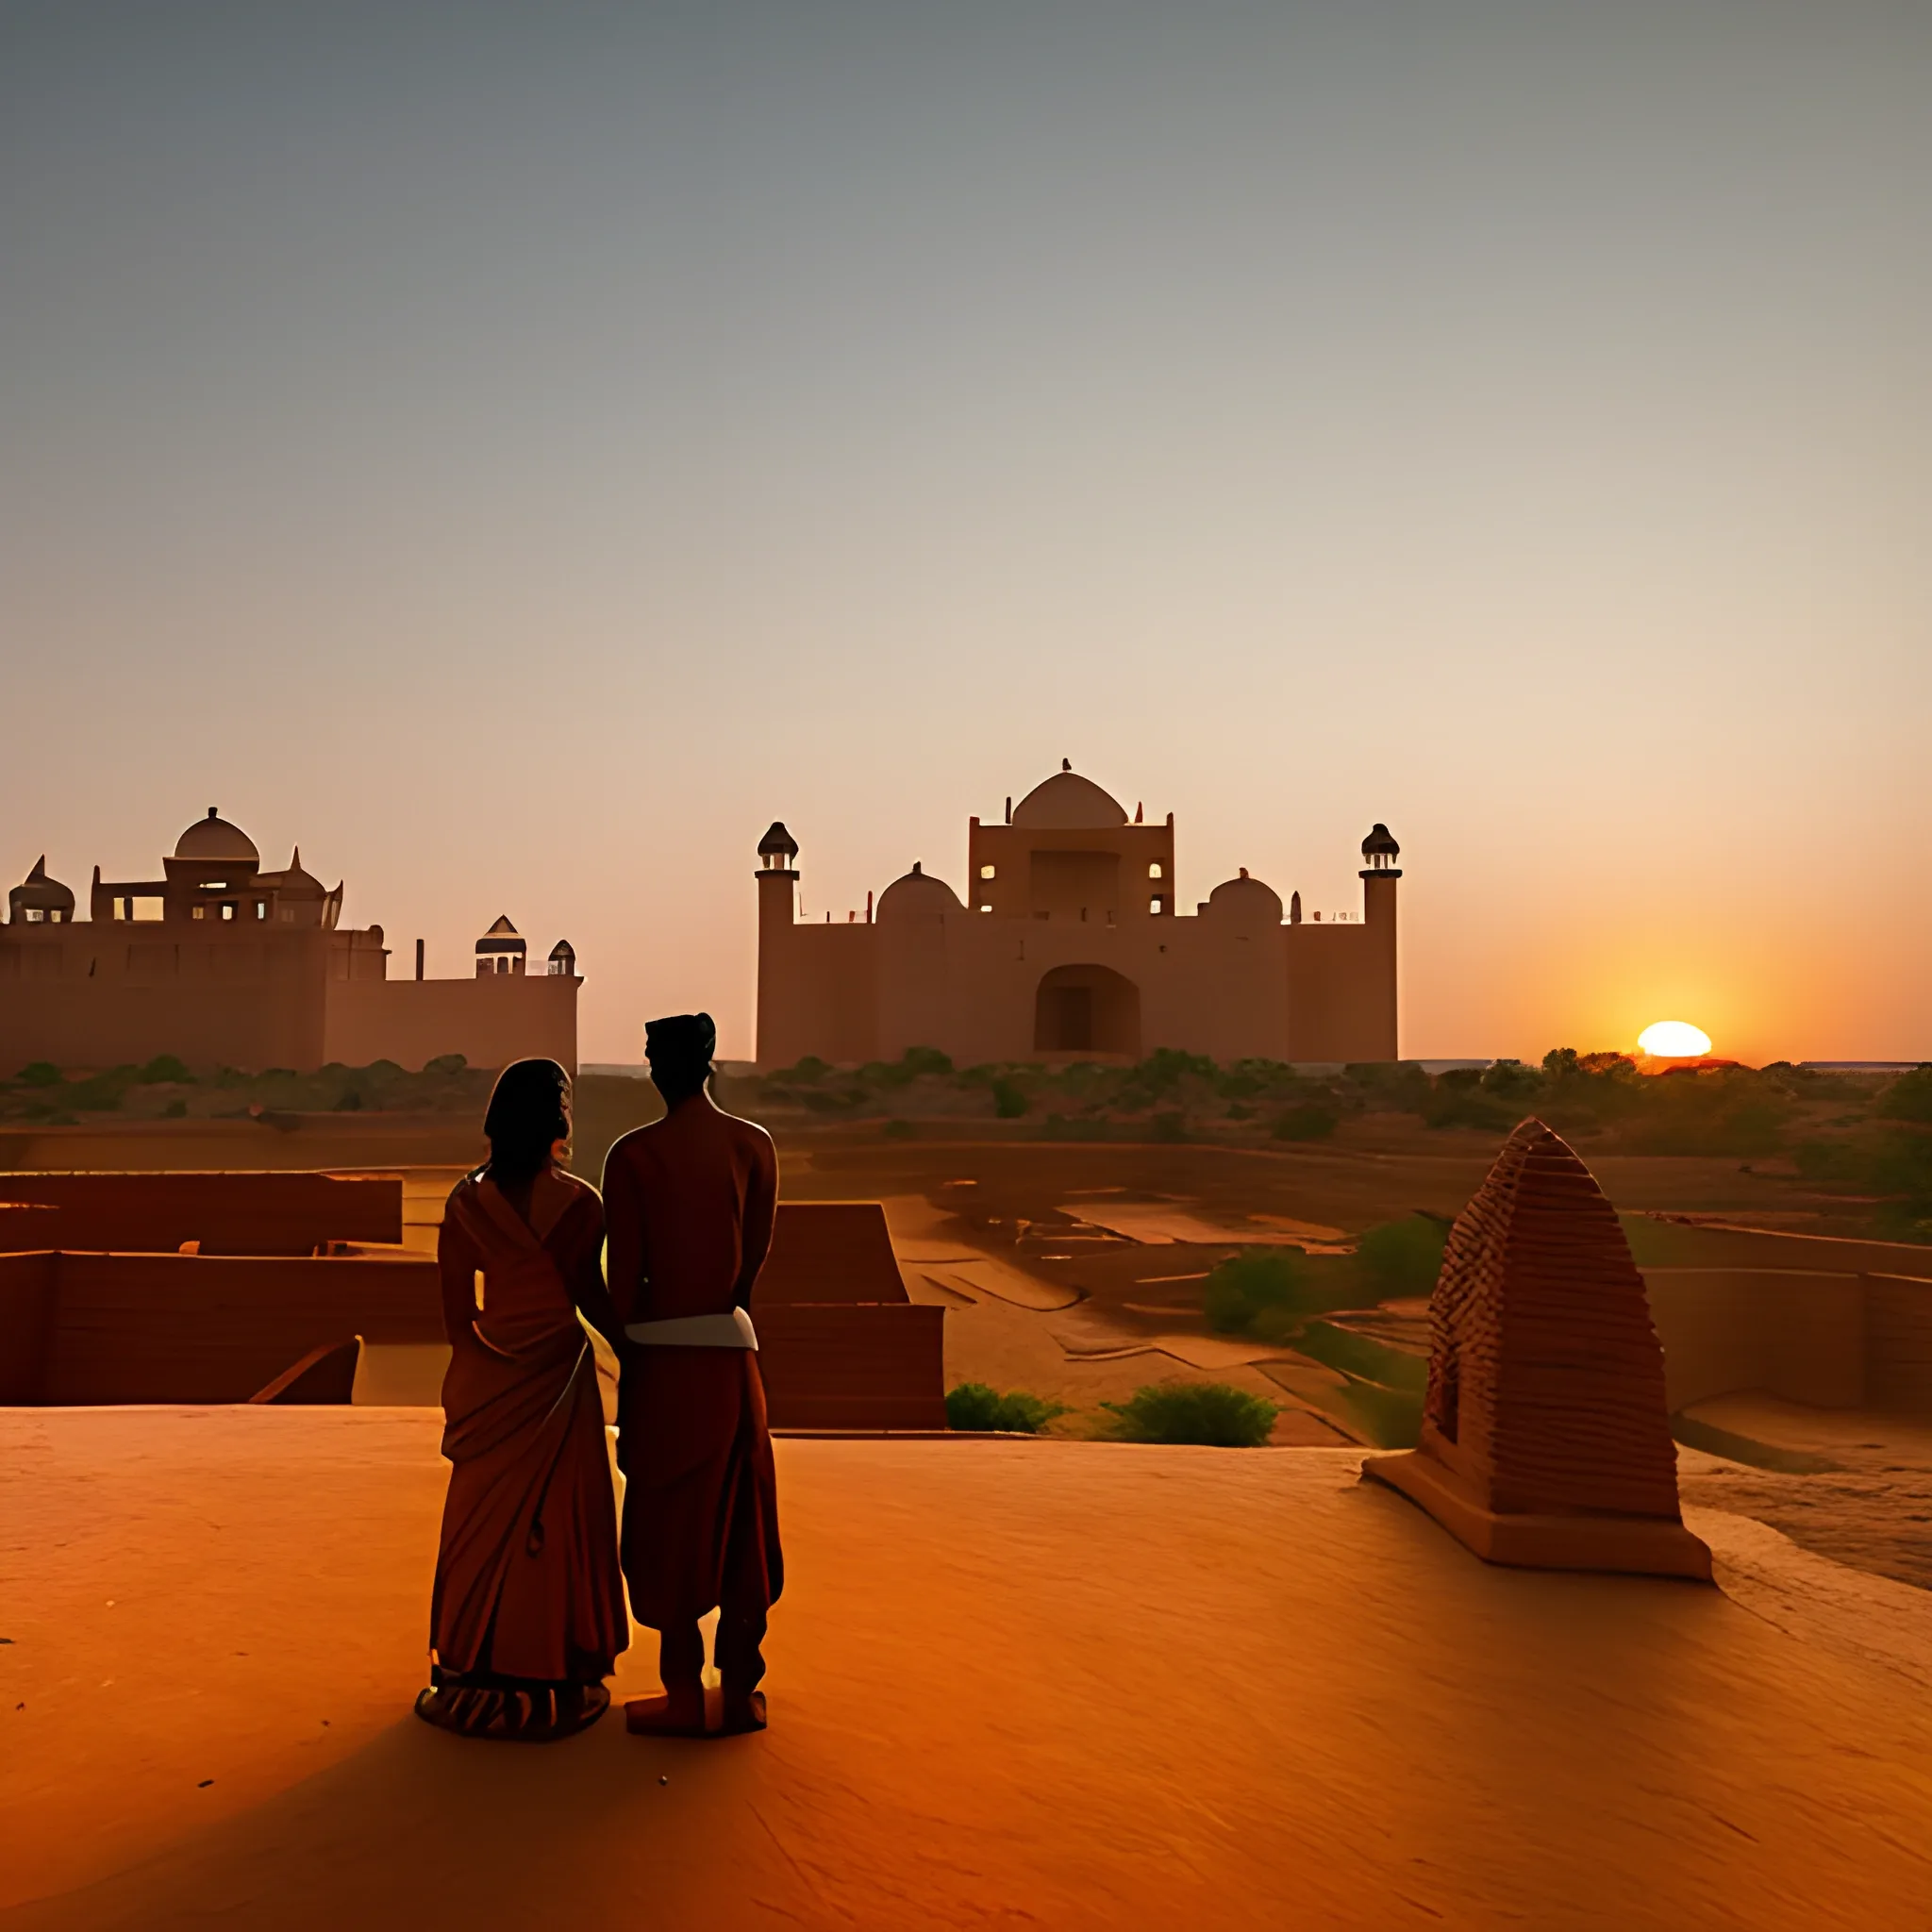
4 5 1926 1065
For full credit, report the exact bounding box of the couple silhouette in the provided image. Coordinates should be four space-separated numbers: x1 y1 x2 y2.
413 1014 782 1742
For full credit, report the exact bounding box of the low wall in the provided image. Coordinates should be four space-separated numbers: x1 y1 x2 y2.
757 1304 947 1429
0 1252 58 1403
1645 1269 1865 1410
3 1251 444 1405
0 1171 402 1256
1864 1274 1932 1413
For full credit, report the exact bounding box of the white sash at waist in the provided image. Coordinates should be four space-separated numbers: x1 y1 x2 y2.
623 1307 759 1352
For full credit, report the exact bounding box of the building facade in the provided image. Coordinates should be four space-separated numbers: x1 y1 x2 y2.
2 810 579 1074
755 765 1401 1069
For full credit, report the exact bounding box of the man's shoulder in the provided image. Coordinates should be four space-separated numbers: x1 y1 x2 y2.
712 1106 775 1156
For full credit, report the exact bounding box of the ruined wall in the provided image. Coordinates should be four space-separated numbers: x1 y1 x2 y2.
1643 1268 1866 1410
0 1171 400 1256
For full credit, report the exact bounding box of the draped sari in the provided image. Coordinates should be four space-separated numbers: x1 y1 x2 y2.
415 1168 629 1741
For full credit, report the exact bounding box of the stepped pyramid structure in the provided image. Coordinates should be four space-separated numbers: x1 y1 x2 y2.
1363 1118 1712 1579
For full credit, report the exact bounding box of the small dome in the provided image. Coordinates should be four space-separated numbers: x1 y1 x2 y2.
876 862 964 923
476 914 525 956
175 808 259 869
1204 873 1283 928
10 857 75 917
758 821 799 859
1010 768 1128 830
1360 823 1400 859
266 846 325 897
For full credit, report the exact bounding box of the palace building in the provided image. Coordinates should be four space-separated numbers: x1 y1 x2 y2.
2 809 579 1074
754 764 1401 1069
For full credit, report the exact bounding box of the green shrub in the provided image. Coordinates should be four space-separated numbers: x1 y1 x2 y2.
17 1062 61 1089
1104 1382 1278 1447
1151 1110 1187 1142
425 1052 468 1075
900 1045 953 1078
881 1118 915 1140
945 1383 1066 1433
1879 1067 1932 1124
162 1098 189 1119
1273 1102 1338 1141
1480 1058 1541 1100
1203 1250 1309 1333
991 1076 1030 1119
1357 1216 1448 1296
136 1055 193 1086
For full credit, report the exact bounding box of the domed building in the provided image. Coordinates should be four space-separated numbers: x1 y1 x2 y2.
754 763 1402 1067
3 808 581 1074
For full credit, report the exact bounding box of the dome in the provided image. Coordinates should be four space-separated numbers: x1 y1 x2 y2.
1010 765 1128 830
1203 871 1283 929
1361 823 1400 860
175 807 259 869
876 861 964 924
758 821 799 860
261 846 325 897
10 857 74 918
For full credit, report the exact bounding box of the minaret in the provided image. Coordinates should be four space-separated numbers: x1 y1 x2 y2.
1359 824 1402 1059
755 822 800 1066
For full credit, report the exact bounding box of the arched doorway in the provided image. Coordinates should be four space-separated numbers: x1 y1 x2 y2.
1034 964 1141 1057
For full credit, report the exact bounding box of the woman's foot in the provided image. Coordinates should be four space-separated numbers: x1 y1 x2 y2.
625 1682 709 1738
414 1679 609 1742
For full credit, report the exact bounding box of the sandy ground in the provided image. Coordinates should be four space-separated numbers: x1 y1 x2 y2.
6 1407 1932 1930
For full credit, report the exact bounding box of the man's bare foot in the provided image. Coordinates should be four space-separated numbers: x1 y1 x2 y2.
625 1684 709 1738
718 1689 767 1735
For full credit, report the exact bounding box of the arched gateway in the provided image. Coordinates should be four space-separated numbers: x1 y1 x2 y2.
1034 964 1141 1057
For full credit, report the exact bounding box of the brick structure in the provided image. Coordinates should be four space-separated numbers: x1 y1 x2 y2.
1363 1117 1712 1579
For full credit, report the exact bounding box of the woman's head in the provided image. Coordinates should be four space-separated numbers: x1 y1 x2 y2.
645 1011 716 1107
482 1058 572 1183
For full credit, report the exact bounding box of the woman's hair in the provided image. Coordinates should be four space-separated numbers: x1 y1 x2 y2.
482 1058 571 1185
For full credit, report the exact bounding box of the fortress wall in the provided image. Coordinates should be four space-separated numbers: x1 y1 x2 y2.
1643 1268 1866 1410
762 924 878 1068
41 1251 443 1404
0 1172 401 1255
322 974 579 1074
0 949 328 1073
1285 922 1395 1063
0 1252 57 1403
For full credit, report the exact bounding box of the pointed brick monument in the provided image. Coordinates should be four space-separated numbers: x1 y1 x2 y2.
1362 1118 1712 1579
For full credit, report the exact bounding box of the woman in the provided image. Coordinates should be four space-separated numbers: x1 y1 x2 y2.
413 1058 628 1741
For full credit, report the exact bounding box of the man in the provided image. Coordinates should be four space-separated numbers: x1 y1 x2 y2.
603 1012 783 1737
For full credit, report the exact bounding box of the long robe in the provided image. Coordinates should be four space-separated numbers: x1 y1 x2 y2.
602 1098 784 1636
427 1169 628 1689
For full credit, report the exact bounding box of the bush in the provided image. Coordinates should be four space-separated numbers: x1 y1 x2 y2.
1879 1067 1932 1124
17 1062 61 1088
1273 1102 1338 1141
900 1045 954 1078
1151 1110 1187 1142
1104 1382 1278 1447
1357 1216 1448 1296
162 1098 189 1119
136 1055 192 1086
881 1118 915 1140
945 1382 1066 1434
1203 1250 1310 1333
991 1076 1030 1119
425 1053 468 1075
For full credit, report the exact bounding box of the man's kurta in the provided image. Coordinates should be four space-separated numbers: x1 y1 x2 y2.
602 1098 785 1634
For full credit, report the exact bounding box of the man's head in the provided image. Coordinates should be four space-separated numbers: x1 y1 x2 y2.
645 1011 717 1108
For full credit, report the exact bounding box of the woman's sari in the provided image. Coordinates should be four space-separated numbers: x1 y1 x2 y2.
414 1168 628 1741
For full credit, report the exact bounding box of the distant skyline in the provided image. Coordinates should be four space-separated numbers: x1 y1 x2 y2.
4 2 1926 1064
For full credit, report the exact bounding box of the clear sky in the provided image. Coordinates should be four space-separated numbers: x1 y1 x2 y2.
4 2 1926 1064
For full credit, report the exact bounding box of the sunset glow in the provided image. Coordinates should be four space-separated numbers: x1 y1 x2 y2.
1638 1021 1713 1059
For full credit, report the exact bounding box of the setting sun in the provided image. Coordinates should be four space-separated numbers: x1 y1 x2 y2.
1638 1021 1712 1059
